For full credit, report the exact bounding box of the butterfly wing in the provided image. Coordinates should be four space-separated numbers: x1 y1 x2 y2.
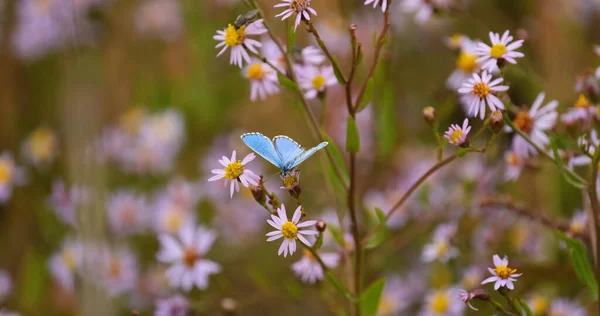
273 136 305 170
241 133 284 168
290 141 328 169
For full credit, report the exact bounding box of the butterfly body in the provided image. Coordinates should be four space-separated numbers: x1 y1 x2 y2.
241 132 328 176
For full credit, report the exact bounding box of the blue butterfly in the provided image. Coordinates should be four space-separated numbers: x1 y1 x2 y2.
241 132 328 176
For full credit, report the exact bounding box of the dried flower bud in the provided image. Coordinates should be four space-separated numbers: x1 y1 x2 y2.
423 106 436 125
221 297 237 314
250 184 266 205
349 24 357 32
471 288 489 301
489 111 504 133
316 220 327 232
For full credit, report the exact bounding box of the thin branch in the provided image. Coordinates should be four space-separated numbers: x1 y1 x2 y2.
306 21 347 85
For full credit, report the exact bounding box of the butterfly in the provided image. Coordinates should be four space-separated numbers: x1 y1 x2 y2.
241 132 328 176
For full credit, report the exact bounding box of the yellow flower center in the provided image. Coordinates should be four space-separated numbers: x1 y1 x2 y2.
450 129 464 144
449 33 462 48
575 94 591 108
28 127 56 162
514 111 534 133
436 241 449 257
472 82 490 98
62 249 77 271
456 53 478 73
224 161 244 180
490 43 507 59
109 259 122 278
431 292 450 313
247 64 265 80
224 24 246 47
165 209 183 233
506 152 519 166
283 174 299 189
311 74 326 91
531 296 549 314
494 265 517 279
290 0 309 13
281 221 298 239
0 159 13 184
377 295 395 315
570 221 584 234
183 248 200 267
119 107 145 135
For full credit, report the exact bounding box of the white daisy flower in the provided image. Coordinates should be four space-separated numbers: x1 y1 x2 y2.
297 65 337 99
444 33 467 50
155 294 189 316
549 298 586 316
364 0 389 12
266 204 318 257
461 265 484 290
156 223 221 291
506 92 558 157
458 71 509 119
421 238 459 263
213 19 266 68
301 46 326 65
447 38 484 90
21 126 59 168
153 197 195 234
561 94 596 125
107 190 149 235
475 30 524 71
208 150 260 198
504 152 524 181
291 250 339 283
100 247 138 297
243 59 280 101
568 210 588 237
420 287 465 316
274 0 317 32
48 238 81 292
443 118 471 146
481 254 522 290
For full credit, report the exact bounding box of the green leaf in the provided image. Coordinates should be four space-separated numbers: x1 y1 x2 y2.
331 56 345 85
365 208 388 249
287 24 296 54
326 272 355 300
519 299 533 316
377 85 396 157
557 231 599 300
321 132 350 185
328 224 345 247
456 148 469 157
375 208 386 223
357 78 374 112
346 116 361 152
277 72 298 90
360 278 386 316
356 49 364 65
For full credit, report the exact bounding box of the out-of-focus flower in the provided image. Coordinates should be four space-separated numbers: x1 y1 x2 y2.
461 265 483 290
134 0 183 42
444 118 471 146
570 130 598 168
297 65 337 99
457 289 478 311
153 197 195 235
458 71 508 120
107 190 149 236
0 309 20 316
0 270 12 303
526 293 550 316
548 298 586 316
48 179 90 226
100 247 138 297
420 287 465 316
568 210 588 238
561 94 596 125
422 238 459 263
212 197 267 244
274 0 317 31
208 150 260 198
0 152 26 204
575 69 600 96
364 0 388 12
377 274 426 315
291 250 339 283
22 126 58 168
506 92 558 157
243 60 280 101
444 33 466 50
363 190 409 229
401 0 448 24
48 238 81 292
301 46 326 65
481 254 522 290
266 204 318 257
156 224 221 291
475 30 524 71
155 294 189 316
161 177 202 211
447 38 483 90
213 19 266 68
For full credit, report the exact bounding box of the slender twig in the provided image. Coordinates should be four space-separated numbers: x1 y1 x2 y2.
304 244 329 274
479 195 590 241
306 21 347 85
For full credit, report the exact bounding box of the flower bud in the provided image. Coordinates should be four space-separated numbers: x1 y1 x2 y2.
489 111 504 133
316 220 327 232
250 184 266 205
423 106 436 125
471 288 489 301
282 171 302 199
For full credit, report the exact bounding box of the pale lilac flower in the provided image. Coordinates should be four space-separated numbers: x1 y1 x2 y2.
461 265 484 290
481 254 522 290
0 309 20 316
301 46 326 65
152 197 195 234
568 210 588 237
291 250 339 283
100 247 139 297
422 238 459 263
21 126 59 168
401 0 447 24
0 270 12 303
48 238 81 292
266 204 318 257
161 177 202 211
364 0 389 12
297 65 337 99
420 287 465 316
107 190 149 235
212 198 266 244
274 0 317 32
156 224 221 291
458 289 479 311
458 71 509 119
561 94 596 126
548 298 586 316
0 152 27 204
447 38 484 90
433 223 457 240
444 119 471 146
377 274 426 315
213 19 266 68
48 179 90 226
244 59 280 101
134 0 183 42
155 294 189 316
475 30 525 71
506 92 558 157
569 130 598 168
208 150 260 198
